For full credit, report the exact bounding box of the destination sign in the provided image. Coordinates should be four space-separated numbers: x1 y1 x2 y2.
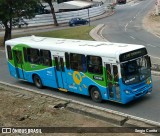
119 48 147 62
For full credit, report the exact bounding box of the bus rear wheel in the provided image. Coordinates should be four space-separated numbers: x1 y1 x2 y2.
90 87 102 103
33 75 43 89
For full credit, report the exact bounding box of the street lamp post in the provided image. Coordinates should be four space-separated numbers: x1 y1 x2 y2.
88 8 90 26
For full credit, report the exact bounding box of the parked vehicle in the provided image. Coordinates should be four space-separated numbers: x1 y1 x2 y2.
12 18 28 28
69 18 89 26
117 0 126 4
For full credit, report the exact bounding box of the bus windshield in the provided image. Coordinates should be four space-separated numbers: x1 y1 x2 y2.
121 56 151 85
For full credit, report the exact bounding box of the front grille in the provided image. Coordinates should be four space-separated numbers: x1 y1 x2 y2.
131 82 145 89
139 86 146 92
132 86 146 94
135 90 147 97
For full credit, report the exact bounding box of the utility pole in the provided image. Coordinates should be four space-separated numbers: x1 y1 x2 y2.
88 8 90 26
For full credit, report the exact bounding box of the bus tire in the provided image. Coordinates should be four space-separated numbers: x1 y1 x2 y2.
33 75 43 89
90 87 102 103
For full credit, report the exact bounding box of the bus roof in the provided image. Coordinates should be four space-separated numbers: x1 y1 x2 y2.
5 36 145 59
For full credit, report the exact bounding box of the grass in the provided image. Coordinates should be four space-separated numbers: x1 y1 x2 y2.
1 25 95 46
34 26 94 40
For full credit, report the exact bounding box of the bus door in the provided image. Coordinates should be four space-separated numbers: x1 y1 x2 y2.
106 64 121 101
54 55 66 89
13 50 24 79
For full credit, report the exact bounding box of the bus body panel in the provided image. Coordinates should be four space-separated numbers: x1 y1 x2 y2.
65 68 108 98
8 46 25 79
119 78 152 104
8 61 58 88
8 61 19 79
26 67 58 88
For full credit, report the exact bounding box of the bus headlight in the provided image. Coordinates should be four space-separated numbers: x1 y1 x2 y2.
124 90 130 94
146 78 151 85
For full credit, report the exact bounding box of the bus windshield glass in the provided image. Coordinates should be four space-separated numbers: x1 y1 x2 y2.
121 56 151 85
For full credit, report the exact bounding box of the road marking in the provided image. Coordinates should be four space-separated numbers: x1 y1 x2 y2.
154 33 160 39
133 25 141 29
124 0 152 33
149 55 160 60
99 25 109 42
125 23 128 32
129 36 136 40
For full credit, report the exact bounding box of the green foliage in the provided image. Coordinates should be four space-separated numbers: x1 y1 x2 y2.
0 0 10 22
0 0 39 23
0 0 40 43
57 0 67 4
43 0 53 5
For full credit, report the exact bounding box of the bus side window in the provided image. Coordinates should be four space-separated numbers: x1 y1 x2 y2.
54 57 60 71
87 55 103 75
70 53 86 72
106 64 112 80
60 57 65 72
81 55 87 72
7 45 12 60
113 65 119 82
23 47 28 62
70 53 78 71
27 48 40 64
40 50 52 66
65 52 70 69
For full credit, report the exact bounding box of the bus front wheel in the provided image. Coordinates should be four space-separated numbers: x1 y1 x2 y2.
90 87 102 103
33 75 43 89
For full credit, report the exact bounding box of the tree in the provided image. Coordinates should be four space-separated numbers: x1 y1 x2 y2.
43 0 58 26
0 0 39 45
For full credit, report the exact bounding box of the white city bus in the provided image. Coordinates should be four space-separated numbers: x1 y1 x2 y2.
5 36 152 104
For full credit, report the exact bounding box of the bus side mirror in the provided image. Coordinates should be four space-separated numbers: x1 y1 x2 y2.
146 56 151 68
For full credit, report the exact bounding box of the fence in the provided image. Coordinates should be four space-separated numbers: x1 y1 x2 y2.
22 5 106 27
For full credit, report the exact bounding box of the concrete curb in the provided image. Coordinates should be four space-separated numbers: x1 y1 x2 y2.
0 81 160 127
151 70 160 76
89 24 108 42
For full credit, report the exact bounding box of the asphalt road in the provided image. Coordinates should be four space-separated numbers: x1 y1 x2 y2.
93 0 160 64
0 50 160 123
